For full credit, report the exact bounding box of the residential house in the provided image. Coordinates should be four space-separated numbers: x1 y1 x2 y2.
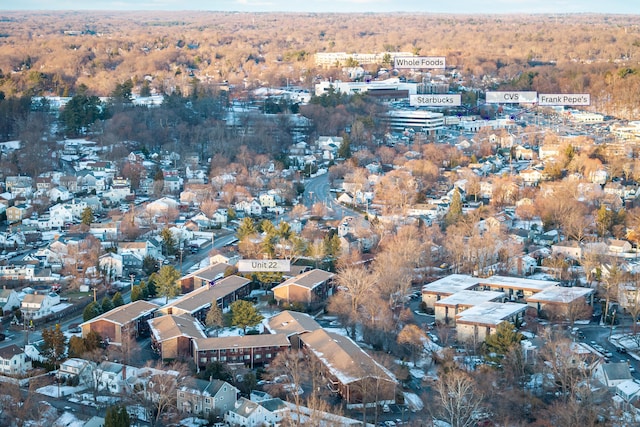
209 249 240 267
609 239 633 254
0 288 21 315
47 203 73 228
519 168 543 186
99 253 124 280
146 197 179 216
81 300 159 345
158 275 251 323
49 186 72 203
234 199 263 217
35 177 53 193
177 378 238 418
59 358 94 385
163 176 182 194
259 193 277 209
0 345 32 375
299 329 397 406
95 361 126 394
552 240 583 260
149 314 207 360
224 397 289 427
118 241 151 259
192 334 291 370
21 292 60 320
594 361 633 389
271 269 335 309
616 379 640 404
59 176 79 193
6 204 32 223
89 221 118 241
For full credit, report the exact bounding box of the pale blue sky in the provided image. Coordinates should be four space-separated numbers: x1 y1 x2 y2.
3 0 640 14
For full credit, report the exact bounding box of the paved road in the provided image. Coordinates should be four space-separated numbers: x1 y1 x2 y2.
304 173 360 220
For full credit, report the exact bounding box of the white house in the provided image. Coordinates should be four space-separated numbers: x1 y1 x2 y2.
224 397 289 427
0 344 32 375
48 186 73 202
21 292 61 320
59 358 95 385
0 288 21 315
99 253 124 280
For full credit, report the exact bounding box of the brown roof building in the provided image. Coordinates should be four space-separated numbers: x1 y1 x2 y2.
271 269 335 309
149 314 207 360
158 275 251 324
80 300 159 345
192 334 291 370
265 310 322 349
299 329 397 406
178 262 232 293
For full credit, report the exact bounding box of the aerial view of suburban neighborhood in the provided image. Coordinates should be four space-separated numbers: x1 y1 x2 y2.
2 4 640 427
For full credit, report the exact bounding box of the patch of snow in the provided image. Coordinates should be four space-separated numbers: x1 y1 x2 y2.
403 392 424 411
53 412 83 427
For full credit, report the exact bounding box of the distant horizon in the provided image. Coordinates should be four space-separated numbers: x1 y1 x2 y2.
2 1 640 15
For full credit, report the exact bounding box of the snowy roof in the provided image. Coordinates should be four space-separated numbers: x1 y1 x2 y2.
81 300 159 327
525 285 594 304
148 314 206 342
299 329 397 386
193 334 291 352
272 269 334 291
163 275 250 313
421 274 480 295
617 379 640 397
477 275 557 292
265 310 322 336
455 302 528 326
435 290 505 307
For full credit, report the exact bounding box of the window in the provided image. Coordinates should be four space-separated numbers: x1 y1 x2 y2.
179 392 184 397
220 356 226 361
200 357 207 364
244 355 250 360
266 353 271 358
205 398 210 404
255 354 261 359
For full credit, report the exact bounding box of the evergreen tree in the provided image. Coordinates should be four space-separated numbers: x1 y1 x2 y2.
230 300 264 334
83 301 102 321
444 188 463 227
151 265 181 304
337 134 352 159
160 228 176 256
67 335 87 358
111 291 124 307
205 303 224 328
101 295 114 313
105 405 131 427
85 330 103 351
483 322 524 361
131 284 144 302
142 255 159 276
237 217 257 240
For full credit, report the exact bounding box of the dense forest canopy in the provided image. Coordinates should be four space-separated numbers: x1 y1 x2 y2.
0 12 640 118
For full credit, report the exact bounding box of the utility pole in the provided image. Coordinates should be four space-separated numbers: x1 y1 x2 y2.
93 287 97 303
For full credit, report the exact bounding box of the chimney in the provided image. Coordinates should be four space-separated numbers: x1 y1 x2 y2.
122 364 126 381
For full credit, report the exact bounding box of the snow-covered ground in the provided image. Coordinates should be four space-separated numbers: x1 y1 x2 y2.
37 384 87 398
53 412 84 427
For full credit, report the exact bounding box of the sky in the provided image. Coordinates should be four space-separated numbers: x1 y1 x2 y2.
3 0 640 14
